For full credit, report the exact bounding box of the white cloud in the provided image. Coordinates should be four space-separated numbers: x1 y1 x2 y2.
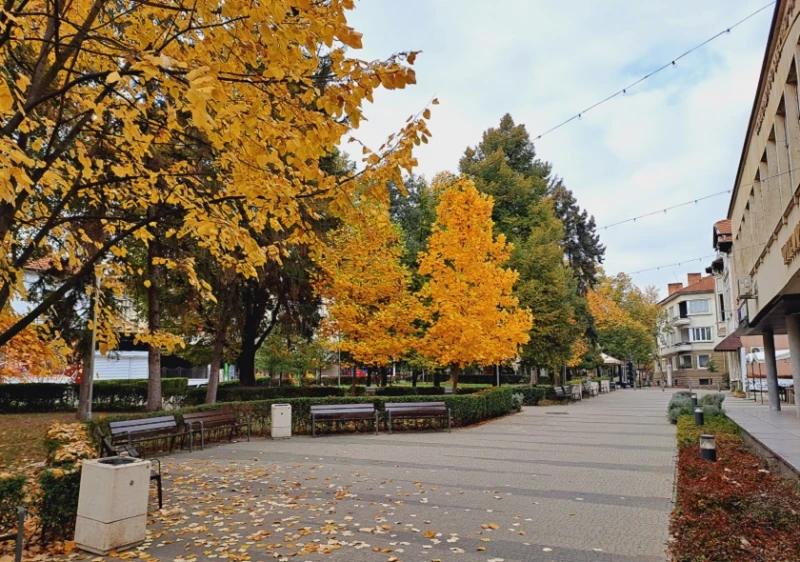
346 0 772 296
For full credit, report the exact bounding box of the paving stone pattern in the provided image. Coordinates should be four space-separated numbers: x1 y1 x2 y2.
64 389 677 562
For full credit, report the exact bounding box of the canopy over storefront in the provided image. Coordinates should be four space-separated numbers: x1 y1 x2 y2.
600 353 623 366
746 349 791 364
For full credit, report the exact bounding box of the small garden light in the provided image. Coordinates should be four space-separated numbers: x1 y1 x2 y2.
700 434 717 462
694 407 704 426
691 394 698 408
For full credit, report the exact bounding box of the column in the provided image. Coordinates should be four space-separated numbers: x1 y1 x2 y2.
763 329 782 411
786 314 800 417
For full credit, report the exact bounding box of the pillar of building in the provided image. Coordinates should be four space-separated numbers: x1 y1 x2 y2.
763 329 782 411
785 314 800 417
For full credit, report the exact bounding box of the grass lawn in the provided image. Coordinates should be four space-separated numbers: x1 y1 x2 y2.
0 411 77 467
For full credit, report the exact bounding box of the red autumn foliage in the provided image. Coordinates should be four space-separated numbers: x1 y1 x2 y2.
670 441 800 562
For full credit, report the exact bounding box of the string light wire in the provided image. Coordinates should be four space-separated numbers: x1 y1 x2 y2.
533 1 776 141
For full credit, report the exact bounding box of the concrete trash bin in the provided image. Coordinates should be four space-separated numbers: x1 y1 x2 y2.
74 456 151 555
271 404 292 438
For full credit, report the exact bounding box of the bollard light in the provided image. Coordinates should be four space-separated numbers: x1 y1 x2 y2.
694 407 704 426
691 394 698 408
700 434 717 462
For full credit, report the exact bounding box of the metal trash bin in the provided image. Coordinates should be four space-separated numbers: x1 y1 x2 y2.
271 404 292 439
75 456 151 555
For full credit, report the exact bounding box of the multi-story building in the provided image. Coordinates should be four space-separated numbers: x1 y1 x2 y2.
707 220 791 391
724 0 800 413
656 273 726 388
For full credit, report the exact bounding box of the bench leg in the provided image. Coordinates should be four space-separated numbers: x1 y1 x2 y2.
246 419 251 442
312 415 316 437
388 411 392 434
374 412 379 435
447 410 452 432
155 474 163 510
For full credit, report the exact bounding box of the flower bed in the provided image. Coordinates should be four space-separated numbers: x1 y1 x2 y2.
670 414 800 561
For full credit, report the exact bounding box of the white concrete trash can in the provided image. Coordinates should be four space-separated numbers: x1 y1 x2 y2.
74 456 151 555
271 404 292 439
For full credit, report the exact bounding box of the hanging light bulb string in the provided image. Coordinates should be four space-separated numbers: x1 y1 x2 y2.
533 1 776 141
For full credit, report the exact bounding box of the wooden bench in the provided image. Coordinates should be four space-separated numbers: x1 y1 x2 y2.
0 506 24 562
385 402 451 433
182 410 251 451
99 416 182 510
553 386 571 401
310 404 378 437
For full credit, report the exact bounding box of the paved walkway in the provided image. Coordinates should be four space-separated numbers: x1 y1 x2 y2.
724 394 800 476
65 390 677 562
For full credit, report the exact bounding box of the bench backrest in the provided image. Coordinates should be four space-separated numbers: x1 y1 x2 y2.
554 387 565 396
385 401 447 411
310 404 375 413
182 410 237 424
108 415 177 437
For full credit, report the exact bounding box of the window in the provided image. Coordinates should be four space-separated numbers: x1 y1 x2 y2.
718 294 726 322
698 354 711 369
689 327 712 342
688 299 710 314
699 378 712 386
678 355 692 369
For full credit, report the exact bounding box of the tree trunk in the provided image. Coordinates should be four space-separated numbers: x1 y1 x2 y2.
205 324 227 404
380 366 388 387
366 369 372 387
433 369 441 388
451 364 460 393
238 307 258 386
350 366 358 395
76 335 94 420
411 370 418 388
146 209 162 412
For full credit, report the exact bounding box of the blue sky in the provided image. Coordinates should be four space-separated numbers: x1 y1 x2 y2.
345 0 774 297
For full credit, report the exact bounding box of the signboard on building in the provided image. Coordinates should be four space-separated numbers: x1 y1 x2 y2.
781 221 800 264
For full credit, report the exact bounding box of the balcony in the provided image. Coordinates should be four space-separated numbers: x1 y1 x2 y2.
672 315 690 327
674 341 692 352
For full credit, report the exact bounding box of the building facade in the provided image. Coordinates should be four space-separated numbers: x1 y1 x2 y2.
725 0 800 413
656 274 726 388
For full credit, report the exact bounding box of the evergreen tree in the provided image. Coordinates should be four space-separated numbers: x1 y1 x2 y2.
459 114 579 371
550 181 605 295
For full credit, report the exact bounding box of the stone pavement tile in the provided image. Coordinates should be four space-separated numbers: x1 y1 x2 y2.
55 389 677 562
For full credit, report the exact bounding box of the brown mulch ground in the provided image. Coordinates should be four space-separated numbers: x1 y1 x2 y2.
0 412 78 468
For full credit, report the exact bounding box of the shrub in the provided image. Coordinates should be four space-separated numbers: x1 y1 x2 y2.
702 404 721 417
454 373 526 385
699 392 725 409
512 393 524 412
668 393 694 423
0 383 77 412
38 468 81 542
675 414 739 448
0 473 26 533
508 385 556 406
0 378 188 412
185 384 348 405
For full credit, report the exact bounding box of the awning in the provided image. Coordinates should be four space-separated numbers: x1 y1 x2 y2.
600 353 623 366
746 349 791 364
714 331 742 352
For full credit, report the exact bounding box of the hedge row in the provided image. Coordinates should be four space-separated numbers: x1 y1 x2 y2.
0 378 188 412
0 473 25 533
185 383 491 405
508 385 556 405
87 387 516 440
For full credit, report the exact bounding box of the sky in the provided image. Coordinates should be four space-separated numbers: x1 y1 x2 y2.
344 0 775 298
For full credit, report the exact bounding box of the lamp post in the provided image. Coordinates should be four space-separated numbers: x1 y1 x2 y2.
700 434 717 462
694 407 704 426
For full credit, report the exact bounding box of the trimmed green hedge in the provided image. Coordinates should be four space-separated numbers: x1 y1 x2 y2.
87 387 516 440
39 469 81 541
508 385 556 405
0 378 188 412
187 383 491 405
0 473 25 532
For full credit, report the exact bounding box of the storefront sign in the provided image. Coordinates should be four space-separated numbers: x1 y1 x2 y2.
781 221 800 264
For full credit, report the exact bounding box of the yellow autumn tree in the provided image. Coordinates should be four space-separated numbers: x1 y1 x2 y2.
417 176 532 390
317 201 423 382
0 0 432 356
0 309 65 381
